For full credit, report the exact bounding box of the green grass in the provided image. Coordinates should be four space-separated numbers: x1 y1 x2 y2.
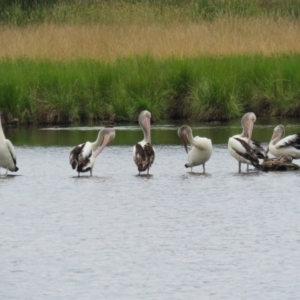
1 55 300 124
1 0 300 26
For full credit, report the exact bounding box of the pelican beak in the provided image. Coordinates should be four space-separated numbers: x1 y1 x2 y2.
270 131 279 142
181 134 189 153
247 119 254 143
143 116 151 143
95 133 114 157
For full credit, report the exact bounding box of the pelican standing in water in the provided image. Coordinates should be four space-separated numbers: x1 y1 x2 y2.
133 110 155 175
228 112 261 173
69 127 115 177
177 125 212 173
0 113 19 177
238 112 266 158
267 124 300 158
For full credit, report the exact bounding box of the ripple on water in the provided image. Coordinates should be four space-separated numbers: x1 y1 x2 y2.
1 145 300 299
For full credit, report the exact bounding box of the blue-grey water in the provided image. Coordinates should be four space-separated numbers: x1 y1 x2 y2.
1 119 300 299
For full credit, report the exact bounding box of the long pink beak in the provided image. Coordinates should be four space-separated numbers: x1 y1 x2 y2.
143 116 151 143
270 131 279 142
181 134 189 153
247 119 254 143
94 134 112 158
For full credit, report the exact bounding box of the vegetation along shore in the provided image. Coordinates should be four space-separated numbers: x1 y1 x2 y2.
1 0 300 124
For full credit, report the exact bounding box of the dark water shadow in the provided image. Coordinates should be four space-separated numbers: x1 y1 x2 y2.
0 174 21 178
187 171 211 177
231 170 262 177
134 174 153 179
71 175 111 180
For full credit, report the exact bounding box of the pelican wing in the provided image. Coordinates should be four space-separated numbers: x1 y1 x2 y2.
79 142 93 161
193 136 212 151
69 143 86 169
251 139 267 158
134 143 155 172
6 139 17 166
233 138 260 168
276 134 300 150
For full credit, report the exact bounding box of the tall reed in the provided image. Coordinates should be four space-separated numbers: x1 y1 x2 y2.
1 18 300 61
1 0 300 26
1 55 300 124
1 0 300 124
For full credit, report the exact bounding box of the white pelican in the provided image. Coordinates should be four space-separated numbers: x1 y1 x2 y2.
267 124 300 158
238 112 266 158
0 114 19 177
133 110 155 175
177 125 212 173
228 112 261 172
69 127 115 176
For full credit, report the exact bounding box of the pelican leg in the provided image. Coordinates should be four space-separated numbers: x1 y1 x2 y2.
203 163 205 174
238 162 241 173
247 164 249 172
90 169 93 176
0 167 1 176
4 168 8 178
78 172 80 177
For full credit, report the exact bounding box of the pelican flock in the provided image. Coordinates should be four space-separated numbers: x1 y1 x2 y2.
267 125 300 158
69 127 115 177
178 125 212 173
3 108 300 177
133 110 155 175
0 114 19 177
228 112 264 173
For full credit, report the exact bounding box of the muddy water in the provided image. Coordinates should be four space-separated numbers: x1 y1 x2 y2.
1 119 300 299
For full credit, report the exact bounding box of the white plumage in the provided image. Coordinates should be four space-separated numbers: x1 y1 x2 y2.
69 127 115 176
0 114 18 177
178 125 212 173
133 110 155 175
267 124 300 158
228 112 261 173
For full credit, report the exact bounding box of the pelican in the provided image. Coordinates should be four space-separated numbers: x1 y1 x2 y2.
238 112 266 158
228 112 261 172
0 114 19 177
178 125 212 173
133 110 155 175
267 125 300 158
69 127 115 176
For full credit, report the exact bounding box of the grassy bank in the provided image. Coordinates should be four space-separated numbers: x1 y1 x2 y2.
1 55 300 124
1 0 300 26
1 1 300 124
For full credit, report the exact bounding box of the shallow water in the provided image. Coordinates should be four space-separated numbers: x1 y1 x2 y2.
1 120 300 299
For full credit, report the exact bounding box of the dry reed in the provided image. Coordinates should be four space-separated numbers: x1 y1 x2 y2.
1 17 300 61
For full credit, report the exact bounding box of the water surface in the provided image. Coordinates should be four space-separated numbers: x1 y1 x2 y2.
1 119 300 299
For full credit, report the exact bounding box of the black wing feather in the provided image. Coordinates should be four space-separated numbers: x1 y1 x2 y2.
280 134 300 150
135 143 155 172
70 143 86 170
234 138 260 169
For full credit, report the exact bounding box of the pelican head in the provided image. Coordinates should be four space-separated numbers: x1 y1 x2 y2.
241 112 256 143
100 127 116 147
93 127 116 156
270 124 285 144
178 125 192 153
138 110 152 143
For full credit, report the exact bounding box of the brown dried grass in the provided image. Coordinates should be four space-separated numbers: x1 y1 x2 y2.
1 17 300 61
